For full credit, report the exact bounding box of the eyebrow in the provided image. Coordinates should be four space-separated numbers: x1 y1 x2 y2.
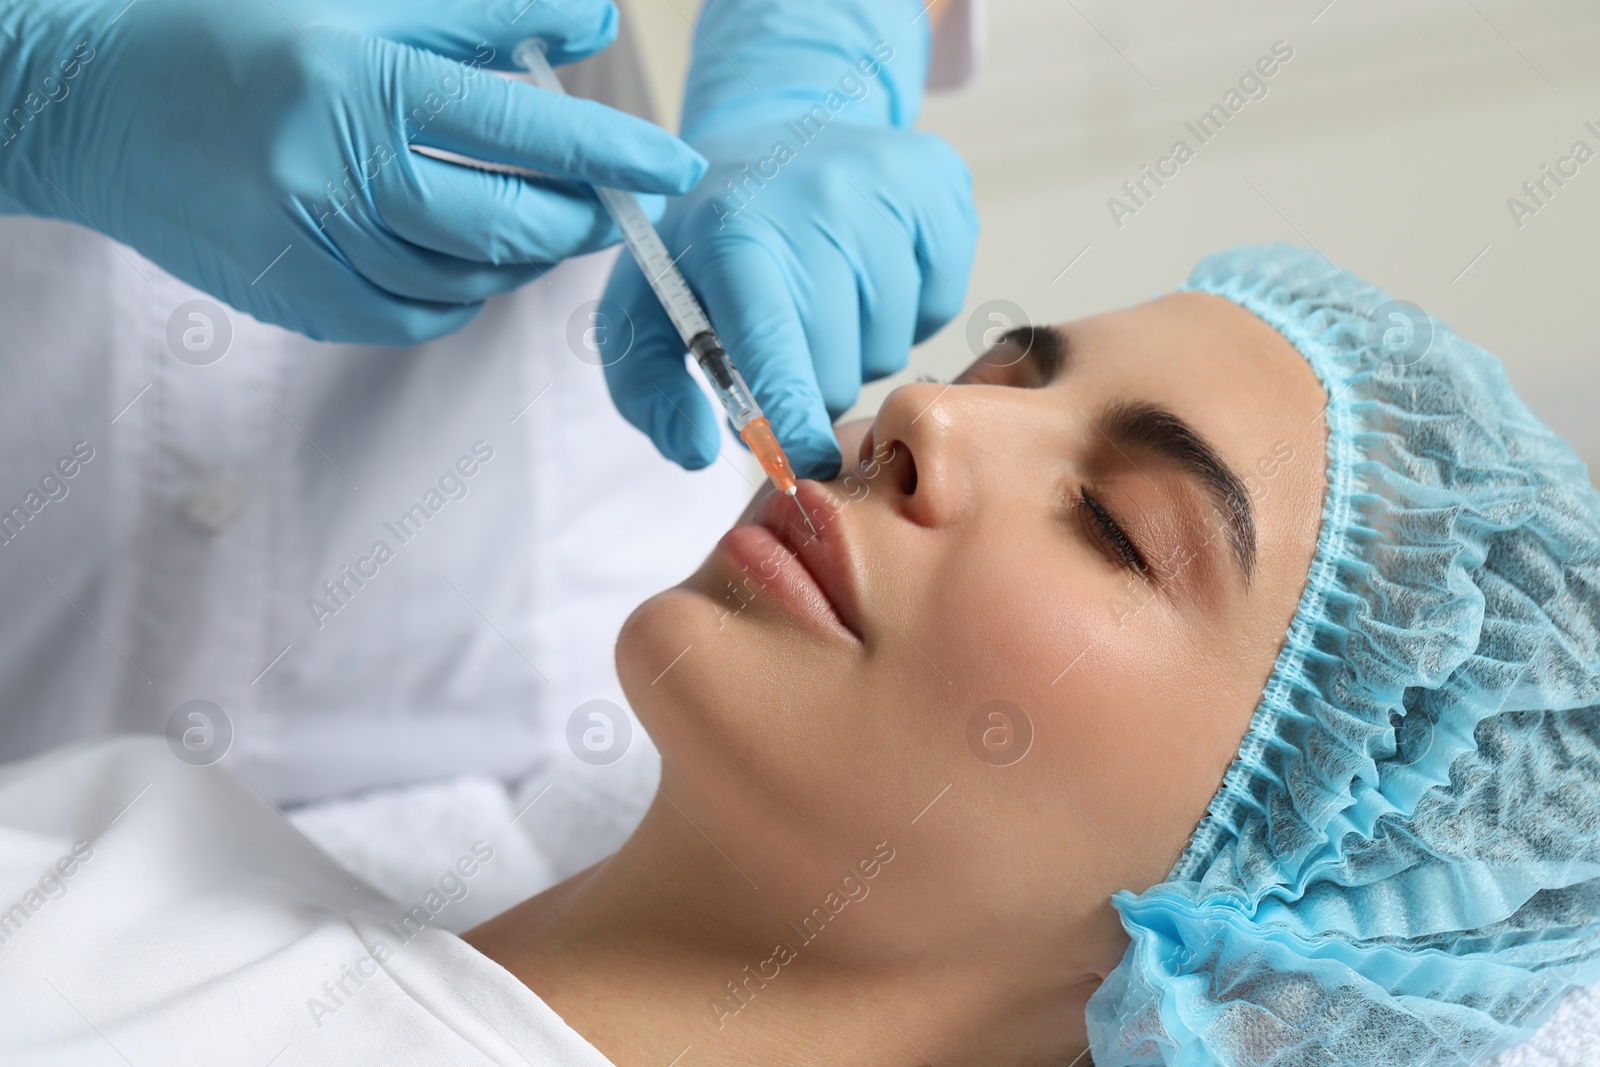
998 325 1066 382
996 324 1257 581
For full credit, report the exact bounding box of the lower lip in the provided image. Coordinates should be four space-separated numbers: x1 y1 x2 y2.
715 524 858 643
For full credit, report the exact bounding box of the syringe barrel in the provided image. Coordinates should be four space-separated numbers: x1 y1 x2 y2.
688 331 760 429
593 186 710 346
513 41 712 346
517 36 798 497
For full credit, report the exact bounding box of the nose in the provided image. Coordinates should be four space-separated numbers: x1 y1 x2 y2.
857 381 984 529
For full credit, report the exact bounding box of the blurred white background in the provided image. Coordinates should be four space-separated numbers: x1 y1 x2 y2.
628 0 1600 483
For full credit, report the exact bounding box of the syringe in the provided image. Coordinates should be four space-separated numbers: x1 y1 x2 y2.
514 39 820 540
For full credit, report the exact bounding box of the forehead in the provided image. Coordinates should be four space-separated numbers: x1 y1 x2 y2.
1059 292 1325 448
1061 292 1319 415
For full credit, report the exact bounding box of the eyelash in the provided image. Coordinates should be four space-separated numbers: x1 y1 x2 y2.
1076 488 1148 575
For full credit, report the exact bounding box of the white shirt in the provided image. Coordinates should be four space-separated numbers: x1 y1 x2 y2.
0 736 615 1066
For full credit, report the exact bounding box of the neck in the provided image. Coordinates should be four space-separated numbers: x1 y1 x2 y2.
463 772 1098 1066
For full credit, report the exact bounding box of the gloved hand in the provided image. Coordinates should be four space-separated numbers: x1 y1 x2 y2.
597 0 977 479
0 0 707 345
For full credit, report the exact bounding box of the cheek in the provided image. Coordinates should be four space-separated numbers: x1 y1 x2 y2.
900 532 1246 882
909 544 1116 707
1039 618 1257 884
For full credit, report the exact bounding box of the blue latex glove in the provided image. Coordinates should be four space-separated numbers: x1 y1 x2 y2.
0 0 707 345
597 0 977 479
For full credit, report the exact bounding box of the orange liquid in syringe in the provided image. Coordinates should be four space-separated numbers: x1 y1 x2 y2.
739 417 797 493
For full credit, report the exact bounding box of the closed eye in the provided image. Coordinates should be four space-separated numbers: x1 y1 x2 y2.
1076 488 1148 575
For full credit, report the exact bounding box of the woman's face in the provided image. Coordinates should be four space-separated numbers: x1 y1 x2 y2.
617 291 1327 974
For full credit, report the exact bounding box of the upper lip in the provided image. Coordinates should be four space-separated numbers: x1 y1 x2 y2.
752 481 865 642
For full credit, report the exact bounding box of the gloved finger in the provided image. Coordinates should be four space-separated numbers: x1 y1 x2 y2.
373 152 649 265
901 133 980 343
368 0 620 69
787 249 864 418
394 46 706 194
321 206 547 305
360 296 485 347
270 238 486 345
336 297 485 347
690 239 843 480
600 255 723 469
855 239 920 383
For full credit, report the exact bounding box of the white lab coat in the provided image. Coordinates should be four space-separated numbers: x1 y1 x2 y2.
0 5 979 835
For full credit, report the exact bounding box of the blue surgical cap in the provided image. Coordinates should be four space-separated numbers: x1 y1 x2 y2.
1086 244 1600 1066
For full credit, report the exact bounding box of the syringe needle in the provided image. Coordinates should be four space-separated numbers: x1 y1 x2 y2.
789 487 820 540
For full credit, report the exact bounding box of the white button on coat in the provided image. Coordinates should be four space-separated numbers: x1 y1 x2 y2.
181 473 250 536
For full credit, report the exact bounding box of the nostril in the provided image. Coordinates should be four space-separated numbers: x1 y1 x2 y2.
897 443 918 495
859 432 916 495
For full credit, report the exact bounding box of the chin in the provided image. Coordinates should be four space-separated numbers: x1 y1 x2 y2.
615 567 768 739
617 539 779 711
618 588 710 707
615 575 799 785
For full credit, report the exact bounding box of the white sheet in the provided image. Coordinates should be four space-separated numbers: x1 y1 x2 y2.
287 774 556 932
0 737 612 1066
1484 982 1600 1067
